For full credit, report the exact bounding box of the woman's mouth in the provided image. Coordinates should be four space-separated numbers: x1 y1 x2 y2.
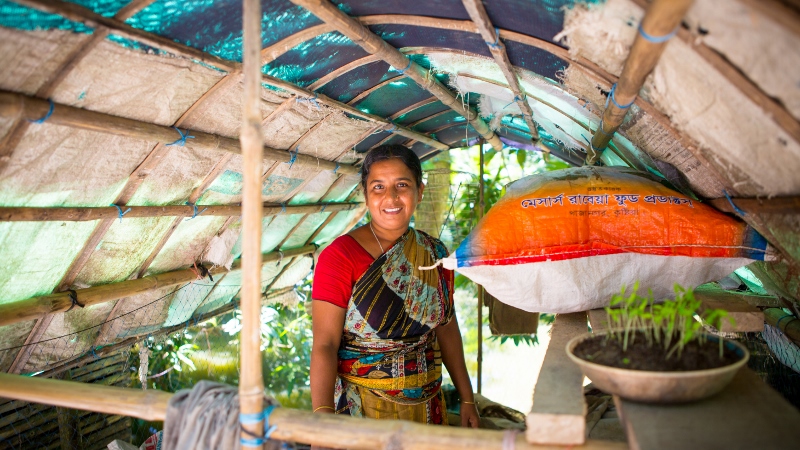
383 207 402 214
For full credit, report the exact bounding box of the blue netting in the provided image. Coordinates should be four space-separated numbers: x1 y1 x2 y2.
263 30 368 86
332 0 470 20
350 77 432 118
316 61 395 103
393 101 449 125
354 130 391 152
0 0 93 33
412 111 463 133
65 0 131 17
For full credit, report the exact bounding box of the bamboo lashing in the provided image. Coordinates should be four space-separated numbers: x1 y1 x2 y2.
764 308 800 345
239 0 266 444
0 90 357 175
0 373 626 450
290 0 504 152
0 245 316 328
12 0 449 154
708 196 800 216
0 202 361 222
586 0 695 165
461 0 543 150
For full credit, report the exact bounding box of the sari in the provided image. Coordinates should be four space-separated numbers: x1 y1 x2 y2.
333 228 453 424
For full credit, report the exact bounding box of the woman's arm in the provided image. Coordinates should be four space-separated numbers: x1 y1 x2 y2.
435 311 480 428
310 300 346 414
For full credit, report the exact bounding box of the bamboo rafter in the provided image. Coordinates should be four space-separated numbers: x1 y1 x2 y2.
587 0 696 164
13 0 449 153
462 0 542 146
0 202 361 222
0 245 318 328
707 196 800 216
290 0 504 152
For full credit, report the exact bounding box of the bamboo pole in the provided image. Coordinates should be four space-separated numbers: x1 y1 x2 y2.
461 0 542 149
764 308 800 345
476 140 485 394
240 0 266 446
0 245 316 328
0 202 360 222
0 91 357 175
0 373 625 450
707 196 800 216
289 0 504 152
586 0 695 164
13 0 449 154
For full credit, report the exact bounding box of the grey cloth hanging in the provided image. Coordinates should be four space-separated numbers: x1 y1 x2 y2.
485 292 539 336
162 380 281 450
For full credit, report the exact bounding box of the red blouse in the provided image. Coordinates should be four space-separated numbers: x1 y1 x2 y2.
312 235 374 308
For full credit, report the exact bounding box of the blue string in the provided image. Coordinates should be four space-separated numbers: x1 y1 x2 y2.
239 404 278 446
320 203 327 213
605 83 635 110
502 95 525 111
29 99 54 124
110 204 131 223
296 91 320 109
90 346 100 359
395 58 413 74
723 190 746 216
486 27 501 49
386 122 398 133
638 23 678 44
166 127 195 147
185 202 207 221
286 147 298 168
594 121 614 137
777 314 797 330
280 203 286 215
333 162 340 174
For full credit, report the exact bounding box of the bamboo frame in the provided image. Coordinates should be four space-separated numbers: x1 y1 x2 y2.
707 196 800 215
587 0 695 164
476 139 485 394
0 91 355 175
0 202 360 222
0 245 316 328
290 0 504 152
764 308 800 345
462 0 541 146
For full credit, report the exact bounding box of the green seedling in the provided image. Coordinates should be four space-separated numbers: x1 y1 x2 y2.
604 284 735 360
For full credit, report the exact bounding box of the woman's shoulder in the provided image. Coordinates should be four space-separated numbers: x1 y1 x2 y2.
320 234 361 258
413 228 449 258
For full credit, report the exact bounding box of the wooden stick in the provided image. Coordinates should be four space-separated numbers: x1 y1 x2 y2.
0 202 360 222
764 308 800 345
462 0 541 146
290 0 504 152
707 196 800 215
0 91 356 175
0 373 625 450
477 140 485 394
0 245 316 328
240 0 266 445
587 0 695 164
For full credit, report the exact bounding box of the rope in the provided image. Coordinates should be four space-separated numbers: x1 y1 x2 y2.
486 27 501 49
28 99 54 124
638 23 678 43
185 202 208 220
65 289 84 312
723 190 746 216
239 404 279 446
395 58 413 74
776 314 797 331
110 203 131 223
286 147 298 168
276 250 284 267
280 202 286 215
296 91 320 109
166 127 195 147
333 162 339 174
605 83 635 110
386 122 398 133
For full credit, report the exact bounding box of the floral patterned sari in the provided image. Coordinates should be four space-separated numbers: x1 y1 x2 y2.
333 228 453 424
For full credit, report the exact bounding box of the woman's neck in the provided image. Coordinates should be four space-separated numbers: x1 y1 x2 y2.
370 222 407 248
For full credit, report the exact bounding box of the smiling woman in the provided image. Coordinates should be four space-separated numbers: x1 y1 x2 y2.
309 145 479 434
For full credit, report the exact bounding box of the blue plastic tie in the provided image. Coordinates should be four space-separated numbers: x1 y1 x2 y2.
605 83 635 110
395 58 413 74
320 203 327 213
638 23 678 44
90 346 100 360
110 204 131 223
723 190 746 216
29 99 54 124
286 147 298 169
166 127 195 147
486 27 501 49
594 121 614 137
776 314 797 330
296 91 321 109
185 202 208 221
333 162 340 174
386 122 398 133
239 404 277 446
280 203 286 215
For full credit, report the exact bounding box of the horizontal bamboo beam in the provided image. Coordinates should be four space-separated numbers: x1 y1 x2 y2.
587 0 695 164
462 0 541 145
13 0 448 154
0 245 316 328
290 0 504 152
0 373 625 450
0 91 357 175
707 196 800 215
0 202 360 222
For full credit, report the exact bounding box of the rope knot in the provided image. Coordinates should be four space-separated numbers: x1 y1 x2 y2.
29 99 54 124
166 127 195 147
185 202 207 220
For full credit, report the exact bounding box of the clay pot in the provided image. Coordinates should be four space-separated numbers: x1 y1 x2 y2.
566 332 749 403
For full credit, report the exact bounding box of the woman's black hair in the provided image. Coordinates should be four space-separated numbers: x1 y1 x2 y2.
360 145 423 190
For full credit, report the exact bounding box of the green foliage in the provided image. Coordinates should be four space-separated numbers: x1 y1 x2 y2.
604 284 735 359
487 334 539 346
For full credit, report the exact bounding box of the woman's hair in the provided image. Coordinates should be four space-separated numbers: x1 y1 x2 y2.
360 145 423 190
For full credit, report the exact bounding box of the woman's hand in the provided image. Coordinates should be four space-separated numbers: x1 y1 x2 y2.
460 401 480 428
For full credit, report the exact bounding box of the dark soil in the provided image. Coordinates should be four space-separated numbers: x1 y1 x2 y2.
573 331 743 371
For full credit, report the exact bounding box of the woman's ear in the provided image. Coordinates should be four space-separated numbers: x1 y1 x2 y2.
418 183 425 202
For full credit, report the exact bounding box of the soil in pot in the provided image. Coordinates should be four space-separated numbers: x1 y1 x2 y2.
573 331 742 371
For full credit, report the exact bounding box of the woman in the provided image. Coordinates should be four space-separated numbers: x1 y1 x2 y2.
310 145 480 430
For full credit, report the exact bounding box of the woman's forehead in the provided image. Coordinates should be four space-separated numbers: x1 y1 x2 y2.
366 158 415 180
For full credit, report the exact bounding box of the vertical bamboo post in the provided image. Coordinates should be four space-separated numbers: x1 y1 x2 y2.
240 0 265 447
586 0 694 164
476 140 485 394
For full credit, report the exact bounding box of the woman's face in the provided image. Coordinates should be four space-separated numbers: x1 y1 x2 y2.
364 158 424 233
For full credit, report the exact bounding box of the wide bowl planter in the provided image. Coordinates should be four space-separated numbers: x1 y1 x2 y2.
566 332 750 403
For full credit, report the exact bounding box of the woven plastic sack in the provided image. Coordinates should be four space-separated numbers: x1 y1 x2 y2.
436 167 772 313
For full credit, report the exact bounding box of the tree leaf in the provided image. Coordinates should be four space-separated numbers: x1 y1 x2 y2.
516 149 527 168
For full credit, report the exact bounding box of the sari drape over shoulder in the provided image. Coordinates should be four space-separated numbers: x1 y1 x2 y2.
334 228 453 424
